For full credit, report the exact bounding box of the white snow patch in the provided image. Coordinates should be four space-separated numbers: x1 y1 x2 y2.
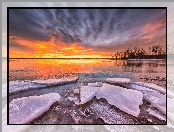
167 97 174 121
133 82 166 94
32 77 78 86
106 78 131 84
80 86 100 104
74 88 79 94
147 119 152 122
9 81 46 94
90 102 134 124
9 93 61 124
68 96 78 101
96 83 143 117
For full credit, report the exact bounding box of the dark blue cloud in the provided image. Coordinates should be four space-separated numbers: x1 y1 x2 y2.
9 9 166 52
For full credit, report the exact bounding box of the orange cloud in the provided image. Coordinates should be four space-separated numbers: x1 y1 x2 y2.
9 36 111 58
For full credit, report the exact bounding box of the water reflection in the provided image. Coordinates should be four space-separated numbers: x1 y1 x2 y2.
9 59 166 81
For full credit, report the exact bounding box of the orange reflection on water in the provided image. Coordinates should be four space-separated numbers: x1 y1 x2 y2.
9 59 115 80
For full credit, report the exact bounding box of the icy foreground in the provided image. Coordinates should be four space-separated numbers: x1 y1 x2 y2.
120 83 166 115
133 82 166 94
9 93 61 124
106 78 131 84
32 77 78 86
96 83 143 117
80 86 100 104
9 81 46 94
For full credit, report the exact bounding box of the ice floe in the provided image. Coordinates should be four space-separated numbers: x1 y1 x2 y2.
9 81 46 94
32 77 78 86
95 83 143 117
119 83 166 115
9 93 60 124
133 82 166 94
106 78 131 84
80 86 100 105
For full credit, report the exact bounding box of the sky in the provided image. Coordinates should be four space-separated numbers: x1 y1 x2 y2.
9 8 166 58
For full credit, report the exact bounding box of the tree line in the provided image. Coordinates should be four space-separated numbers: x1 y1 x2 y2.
112 45 166 59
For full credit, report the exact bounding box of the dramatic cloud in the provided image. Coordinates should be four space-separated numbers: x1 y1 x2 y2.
9 8 166 58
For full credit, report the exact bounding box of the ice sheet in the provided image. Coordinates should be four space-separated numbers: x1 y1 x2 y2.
133 82 166 94
32 77 78 86
80 86 100 104
9 81 46 94
9 93 61 124
96 83 143 117
119 83 156 93
106 78 131 84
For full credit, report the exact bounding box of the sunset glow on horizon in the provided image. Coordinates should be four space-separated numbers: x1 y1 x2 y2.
9 9 166 58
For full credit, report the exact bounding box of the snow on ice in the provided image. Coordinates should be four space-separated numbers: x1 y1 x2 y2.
95 83 143 117
9 93 61 124
106 78 131 84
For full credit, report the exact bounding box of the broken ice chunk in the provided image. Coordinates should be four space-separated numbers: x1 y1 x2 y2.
106 78 131 84
133 82 166 94
9 81 46 94
9 93 61 124
32 77 78 86
96 83 143 117
119 83 166 115
80 86 100 104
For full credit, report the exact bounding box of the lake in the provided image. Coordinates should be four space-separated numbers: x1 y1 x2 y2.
8 59 166 88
